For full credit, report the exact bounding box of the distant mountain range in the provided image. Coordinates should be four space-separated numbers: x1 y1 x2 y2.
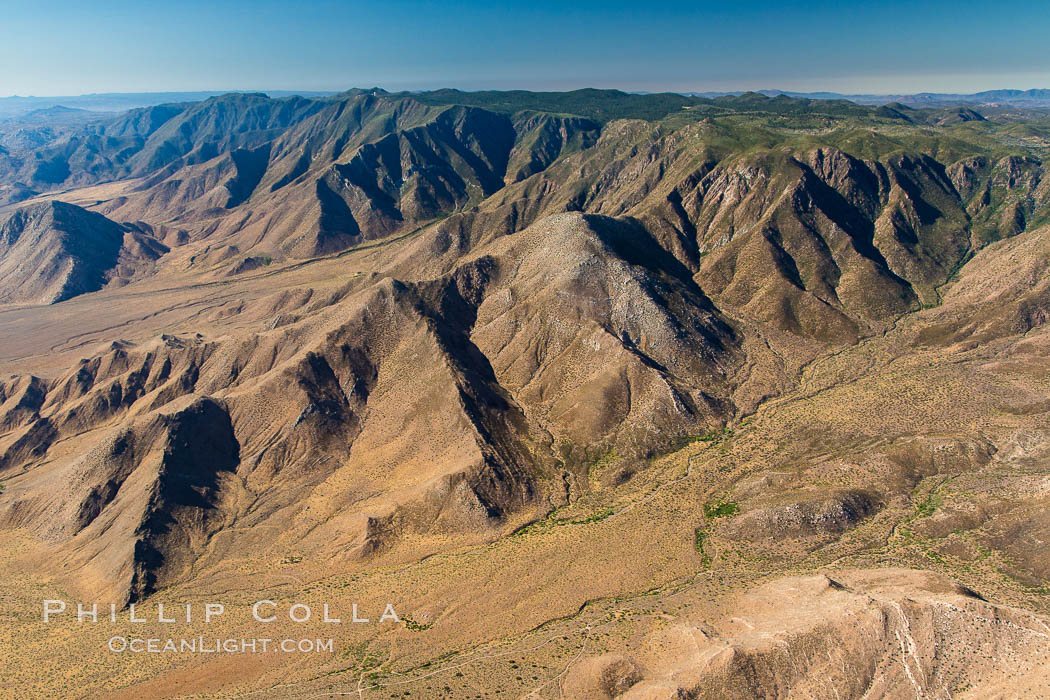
0 90 337 118
2 87 1048 120
687 88 1050 108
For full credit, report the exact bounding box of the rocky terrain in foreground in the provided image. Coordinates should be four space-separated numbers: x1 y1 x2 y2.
0 89 1048 698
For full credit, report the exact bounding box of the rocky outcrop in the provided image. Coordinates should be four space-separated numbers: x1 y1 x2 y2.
586 570 1050 699
723 488 882 541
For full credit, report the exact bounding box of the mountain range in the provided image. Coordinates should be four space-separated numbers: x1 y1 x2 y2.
3 86 1048 122
0 87 1049 698
690 87 1050 108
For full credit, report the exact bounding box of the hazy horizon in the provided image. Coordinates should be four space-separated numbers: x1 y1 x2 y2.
3 83 1050 102
2 0 1048 98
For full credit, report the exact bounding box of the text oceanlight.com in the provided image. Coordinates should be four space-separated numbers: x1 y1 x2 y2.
108 637 335 654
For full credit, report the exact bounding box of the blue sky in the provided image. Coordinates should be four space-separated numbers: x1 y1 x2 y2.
2 0 1047 96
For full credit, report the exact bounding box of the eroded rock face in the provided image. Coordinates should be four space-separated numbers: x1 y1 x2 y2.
561 653 641 699
723 488 882 541
470 213 740 459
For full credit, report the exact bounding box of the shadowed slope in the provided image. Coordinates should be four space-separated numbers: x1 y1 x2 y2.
0 200 166 304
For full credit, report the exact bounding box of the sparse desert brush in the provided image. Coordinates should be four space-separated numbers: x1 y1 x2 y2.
703 500 739 519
